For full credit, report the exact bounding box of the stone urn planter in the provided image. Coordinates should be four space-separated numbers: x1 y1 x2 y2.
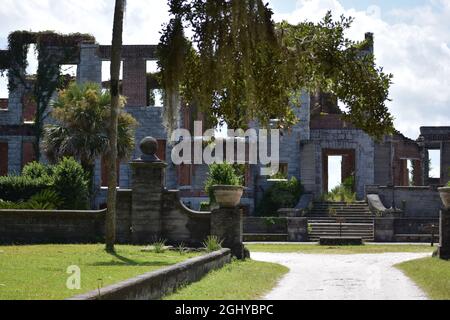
438 187 450 209
212 185 244 208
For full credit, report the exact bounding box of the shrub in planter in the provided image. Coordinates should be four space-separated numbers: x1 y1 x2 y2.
205 163 243 204
53 158 89 210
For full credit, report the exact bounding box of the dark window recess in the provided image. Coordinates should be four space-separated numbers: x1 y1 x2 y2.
0 143 8 176
22 94 37 122
0 99 8 110
157 139 166 161
178 164 192 186
22 142 36 168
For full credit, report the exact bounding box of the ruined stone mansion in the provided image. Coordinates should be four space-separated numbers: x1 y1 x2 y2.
0 32 449 214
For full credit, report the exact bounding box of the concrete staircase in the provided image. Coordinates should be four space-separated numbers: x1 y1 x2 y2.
308 202 375 242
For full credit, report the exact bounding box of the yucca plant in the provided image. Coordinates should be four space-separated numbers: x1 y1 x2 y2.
176 242 187 255
152 239 167 254
203 236 223 253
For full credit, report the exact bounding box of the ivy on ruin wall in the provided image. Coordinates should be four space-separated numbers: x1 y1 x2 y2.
0 31 95 160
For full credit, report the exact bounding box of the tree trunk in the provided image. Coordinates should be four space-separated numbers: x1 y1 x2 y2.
106 0 125 253
81 162 96 209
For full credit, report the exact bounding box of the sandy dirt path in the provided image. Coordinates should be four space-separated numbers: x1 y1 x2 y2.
252 252 430 300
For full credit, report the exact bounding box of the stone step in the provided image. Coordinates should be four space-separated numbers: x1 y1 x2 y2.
309 218 374 241
308 219 375 224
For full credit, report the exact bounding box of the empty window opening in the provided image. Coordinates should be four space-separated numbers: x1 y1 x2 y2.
407 160 414 186
101 61 123 94
323 149 356 195
26 44 38 75
146 60 162 107
59 64 77 89
0 72 8 101
429 150 441 179
328 156 343 192
22 93 36 123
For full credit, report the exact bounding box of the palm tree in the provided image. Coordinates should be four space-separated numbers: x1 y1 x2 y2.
43 82 137 205
106 0 126 253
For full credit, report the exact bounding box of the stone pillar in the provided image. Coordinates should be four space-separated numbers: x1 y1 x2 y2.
123 58 147 106
129 137 167 244
374 218 395 242
287 218 308 242
211 208 244 259
441 142 450 186
77 43 102 85
438 208 450 260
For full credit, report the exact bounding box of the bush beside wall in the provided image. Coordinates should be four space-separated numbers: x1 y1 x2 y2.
0 158 89 210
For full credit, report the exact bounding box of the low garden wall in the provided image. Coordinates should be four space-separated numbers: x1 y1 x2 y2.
374 217 440 242
0 209 105 245
68 249 232 300
243 217 308 242
0 189 211 246
366 185 441 217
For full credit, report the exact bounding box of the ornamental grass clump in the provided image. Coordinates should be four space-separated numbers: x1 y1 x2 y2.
203 236 223 253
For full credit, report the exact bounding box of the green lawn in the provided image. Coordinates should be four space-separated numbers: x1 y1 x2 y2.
396 257 450 300
164 259 288 300
0 244 199 300
246 244 435 254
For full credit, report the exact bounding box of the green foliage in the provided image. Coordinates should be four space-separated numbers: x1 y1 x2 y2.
159 3 393 140
0 31 96 161
277 13 394 139
27 190 63 210
176 242 188 255
199 202 211 212
205 163 243 203
270 172 288 180
0 175 51 203
342 175 355 191
323 174 356 203
52 157 89 210
43 82 137 201
0 158 88 210
256 177 303 217
0 190 62 210
151 239 168 254
22 161 54 181
323 185 357 203
203 236 223 253
44 82 137 167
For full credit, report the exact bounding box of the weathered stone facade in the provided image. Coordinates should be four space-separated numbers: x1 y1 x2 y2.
0 32 448 216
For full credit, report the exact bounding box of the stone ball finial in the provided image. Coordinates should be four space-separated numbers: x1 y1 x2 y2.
139 137 160 162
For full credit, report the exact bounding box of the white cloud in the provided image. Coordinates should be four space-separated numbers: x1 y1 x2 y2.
268 0 450 139
0 0 449 139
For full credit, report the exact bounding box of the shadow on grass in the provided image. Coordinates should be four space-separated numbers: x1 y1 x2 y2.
89 251 176 267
